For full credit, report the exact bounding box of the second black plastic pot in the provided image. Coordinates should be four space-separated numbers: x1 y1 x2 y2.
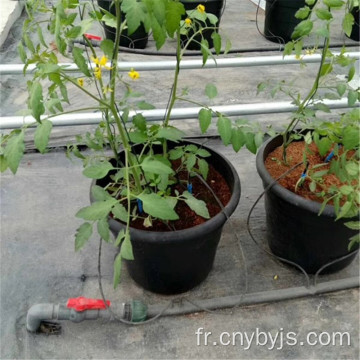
180 0 225 50
264 0 306 43
91 141 241 294
97 0 148 49
256 135 359 274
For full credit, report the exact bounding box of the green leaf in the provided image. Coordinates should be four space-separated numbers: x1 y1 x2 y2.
345 162 359 176
186 153 196 172
34 119 53 153
0 155 8 172
23 33 35 53
245 133 257 154
76 199 117 221
18 42 27 63
348 90 358 107
132 113 147 131
72 47 91 77
254 132 264 148
295 6 311 19
100 39 114 58
320 63 333 77
323 0 344 8
91 185 112 201
314 103 331 113
217 116 232 146
4 130 25 174
316 137 332 156
156 127 185 142
344 221 360 230
97 218 110 242
335 201 353 220
315 8 333 20
283 41 294 56
207 13 218 25
113 252 122 288
231 128 246 152
137 193 179 220
169 147 184 160
201 39 212 66
151 16 166 49
83 161 114 179
339 185 353 195
141 156 174 175
336 83 346 97
30 82 45 122
348 66 355 82
122 0 146 35
75 222 93 251
182 191 210 219
112 203 128 222
198 108 212 134
102 13 117 28
205 83 218 99
165 0 185 37
309 181 316 192
342 127 359 150
196 149 211 158
292 20 313 39
66 25 82 39
198 158 209 179
137 100 156 110
120 232 134 260
211 32 221 55
224 38 232 54
348 233 360 251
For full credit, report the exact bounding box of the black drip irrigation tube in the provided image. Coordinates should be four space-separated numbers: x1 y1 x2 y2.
25 139 359 333
70 38 359 57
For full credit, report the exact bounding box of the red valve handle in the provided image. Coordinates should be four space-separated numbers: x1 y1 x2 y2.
84 33 102 41
67 297 111 311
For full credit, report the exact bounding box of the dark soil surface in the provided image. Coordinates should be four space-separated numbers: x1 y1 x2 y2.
265 141 355 204
121 162 231 232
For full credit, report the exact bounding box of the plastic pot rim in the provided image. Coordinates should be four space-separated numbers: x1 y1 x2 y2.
256 134 341 219
90 141 241 244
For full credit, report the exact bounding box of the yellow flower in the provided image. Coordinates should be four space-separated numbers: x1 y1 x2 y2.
77 78 84 87
197 4 205 13
94 67 102 80
91 56 100 66
128 68 140 80
91 55 112 70
185 18 192 26
99 55 108 67
102 85 113 95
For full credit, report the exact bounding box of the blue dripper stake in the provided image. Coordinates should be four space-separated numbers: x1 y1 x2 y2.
187 183 193 194
137 199 143 214
325 145 341 163
325 151 334 163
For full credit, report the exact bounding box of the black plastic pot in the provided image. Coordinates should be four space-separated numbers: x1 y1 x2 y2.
91 141 241 294
346 7 359 42
180 0 224 50
264 0 306 43
97 0 148 49
256 135 359 274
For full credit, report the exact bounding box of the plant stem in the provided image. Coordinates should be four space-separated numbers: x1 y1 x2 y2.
282 22 331 163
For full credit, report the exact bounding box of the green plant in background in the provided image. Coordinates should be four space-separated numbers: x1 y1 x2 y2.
257 0 359 249
0 0 261 287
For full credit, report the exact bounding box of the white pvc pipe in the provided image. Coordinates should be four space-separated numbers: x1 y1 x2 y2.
1 98 356 129
1 52 359 75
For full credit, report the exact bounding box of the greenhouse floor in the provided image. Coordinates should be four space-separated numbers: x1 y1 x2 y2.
1 0 359 359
